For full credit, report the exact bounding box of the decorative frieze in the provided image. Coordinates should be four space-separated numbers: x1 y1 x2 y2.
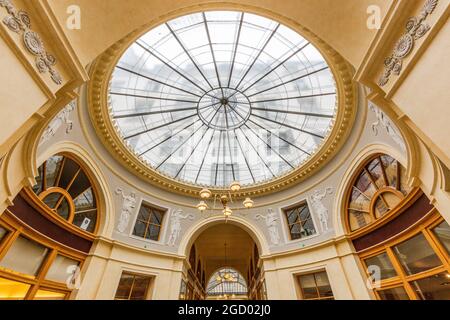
369 102 406 152
256 209 281 246
167 209 194 246
0 0 62 85
310 187 333 232
115 187 137 233
378 0 438 86
40 100 75 144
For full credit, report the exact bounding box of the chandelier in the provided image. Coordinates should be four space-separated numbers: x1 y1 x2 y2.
196 181 254 218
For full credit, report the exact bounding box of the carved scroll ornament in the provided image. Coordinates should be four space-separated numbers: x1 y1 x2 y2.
0 0 62 85
378 0 438 86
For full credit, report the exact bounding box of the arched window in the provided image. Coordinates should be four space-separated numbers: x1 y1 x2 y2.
346 154 412 232
206 268 247 299
32 154 99 233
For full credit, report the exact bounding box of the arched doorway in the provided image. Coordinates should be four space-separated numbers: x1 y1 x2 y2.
180 223 266 300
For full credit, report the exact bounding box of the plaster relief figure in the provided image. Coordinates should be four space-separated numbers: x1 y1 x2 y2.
369 103 406 152
115 187 137 233
310 187 333 232
40 100 75 144
167 209 194 246
256 208 280 246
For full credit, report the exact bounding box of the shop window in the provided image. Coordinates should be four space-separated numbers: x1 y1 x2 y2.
284 202 316 240
360 215 450 300
0 226 7 243
33 289 67 300
0 222 84 300
377 286 409 300
364 252 397 280
114 272 152 300
297 271 334 300
0 236 49 276
132 203 165 241
45 254 80 283
410 272 450 300
392 233 442 275
432 220 450 254
0 277 31 300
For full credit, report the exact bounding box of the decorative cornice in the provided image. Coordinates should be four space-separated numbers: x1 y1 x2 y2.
0 0 62 85
378 0 438 86
87 7 357 199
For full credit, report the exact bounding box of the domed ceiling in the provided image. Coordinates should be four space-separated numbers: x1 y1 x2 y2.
108 11 337 188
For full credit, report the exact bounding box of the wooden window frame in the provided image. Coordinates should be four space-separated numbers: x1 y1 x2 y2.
0 217 84 300
359 210 450 300
132 203 165 241
28 153 100 236
345 154 419 237
296 270 334 301
283 201 316 240
114 271 152 300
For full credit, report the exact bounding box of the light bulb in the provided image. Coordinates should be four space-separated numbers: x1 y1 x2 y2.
243 197 254 208
230 181 241 192
223 206 232 217
196 201 208 212
199 188 212 199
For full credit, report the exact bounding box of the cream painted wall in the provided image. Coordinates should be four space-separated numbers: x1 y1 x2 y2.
263 239 371 300
0 38 47 151
392 19 450 166
46 0 391 68
76 239 184 300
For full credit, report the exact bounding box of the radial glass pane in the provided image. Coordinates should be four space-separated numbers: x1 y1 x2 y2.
109 11 337 187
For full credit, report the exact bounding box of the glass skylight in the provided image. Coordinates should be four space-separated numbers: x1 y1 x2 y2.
109 11 337 188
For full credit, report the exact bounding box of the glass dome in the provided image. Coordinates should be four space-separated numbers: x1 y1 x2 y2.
109 11 337 188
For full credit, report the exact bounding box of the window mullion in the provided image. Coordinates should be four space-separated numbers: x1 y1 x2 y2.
385 247 417 300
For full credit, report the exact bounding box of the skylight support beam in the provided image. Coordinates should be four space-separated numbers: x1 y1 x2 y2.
251 113 325 139
165 23 215 91
203 13 224 97
233 23 280 91
227 13 244 88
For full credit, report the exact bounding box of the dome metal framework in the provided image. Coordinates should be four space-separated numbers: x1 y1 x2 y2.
109 11 337 188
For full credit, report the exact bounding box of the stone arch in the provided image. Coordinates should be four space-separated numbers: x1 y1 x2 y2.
178 215 269 258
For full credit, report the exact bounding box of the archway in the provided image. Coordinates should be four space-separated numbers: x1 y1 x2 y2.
182 223 266 300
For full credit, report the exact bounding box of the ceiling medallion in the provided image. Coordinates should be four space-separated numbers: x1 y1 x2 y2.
88 9 357 199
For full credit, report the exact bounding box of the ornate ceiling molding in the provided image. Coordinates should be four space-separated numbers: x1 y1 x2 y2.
87 7 357 199
0 0 62 85
378 0 438 87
